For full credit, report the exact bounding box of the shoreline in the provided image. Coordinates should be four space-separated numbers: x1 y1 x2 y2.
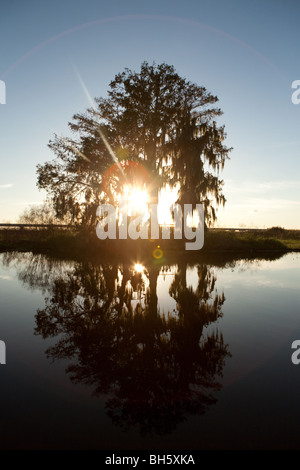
0 228 299 264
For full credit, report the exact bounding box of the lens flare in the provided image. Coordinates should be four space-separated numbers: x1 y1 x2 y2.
152 247 163 259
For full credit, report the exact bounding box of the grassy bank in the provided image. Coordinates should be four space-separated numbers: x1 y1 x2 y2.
0 226 299 259
204 227 300 252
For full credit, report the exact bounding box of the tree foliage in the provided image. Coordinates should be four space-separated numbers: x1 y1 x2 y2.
18 201 69 225
37 62 232 225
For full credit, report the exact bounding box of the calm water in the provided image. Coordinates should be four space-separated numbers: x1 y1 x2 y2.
0 250 300 449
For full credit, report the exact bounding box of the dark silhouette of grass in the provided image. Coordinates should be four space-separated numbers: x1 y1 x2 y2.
0 226 299 261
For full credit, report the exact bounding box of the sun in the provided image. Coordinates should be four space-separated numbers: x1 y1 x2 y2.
118 183 179 224
122 185 149 217
128 187 148 214
134 263 144 273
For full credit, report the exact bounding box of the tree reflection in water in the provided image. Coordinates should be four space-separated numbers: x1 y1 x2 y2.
2 251 230 436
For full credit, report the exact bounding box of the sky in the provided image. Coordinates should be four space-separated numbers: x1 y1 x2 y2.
0 0 299 228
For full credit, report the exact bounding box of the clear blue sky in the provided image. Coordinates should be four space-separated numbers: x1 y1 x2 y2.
0 0 299 228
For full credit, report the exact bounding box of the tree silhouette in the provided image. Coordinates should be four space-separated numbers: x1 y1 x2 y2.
31 257 230 435
37 62 232 226
18 201 70 225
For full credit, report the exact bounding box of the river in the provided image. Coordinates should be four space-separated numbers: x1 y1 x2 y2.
0 251 299 449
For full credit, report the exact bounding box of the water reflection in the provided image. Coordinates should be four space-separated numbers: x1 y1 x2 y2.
3 252 231 435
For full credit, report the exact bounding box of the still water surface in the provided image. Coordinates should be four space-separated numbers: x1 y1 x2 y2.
0 251 299 449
